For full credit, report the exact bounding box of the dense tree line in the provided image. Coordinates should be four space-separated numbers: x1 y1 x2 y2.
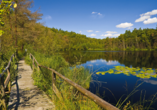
33 27 157 53
60 51 157 68
115 28 157 50
1 0 157 58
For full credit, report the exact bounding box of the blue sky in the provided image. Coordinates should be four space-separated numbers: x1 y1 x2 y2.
31 0 157 39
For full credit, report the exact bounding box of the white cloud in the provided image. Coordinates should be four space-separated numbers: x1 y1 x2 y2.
91 12 104 19
105 31 117 34
89 34 96 36
101 33 120 37
92 12 97 14
135 9 157 24
101 33 112 37
135 15 150 22
98 13 102 16
95 31 100 33
45 15 52 20
141 79 157 85
112 34 120 37
100 59 106 62
116 22 133 28
106 61 118 65
87 30 93 32
143 17 157 24
140 9 157 16
87 64 93 66
79 31 82 34
90 60 97 63
101 31 120 37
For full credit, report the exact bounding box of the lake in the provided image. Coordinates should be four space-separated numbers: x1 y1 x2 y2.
58 51 157 109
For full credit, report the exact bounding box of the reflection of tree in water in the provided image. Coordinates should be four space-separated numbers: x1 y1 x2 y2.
59 51 157 68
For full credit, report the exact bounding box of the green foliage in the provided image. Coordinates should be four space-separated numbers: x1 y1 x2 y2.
30 26 157 53
0 0 17 36
154 47 157 51
0 54 18 110
25 52 103 110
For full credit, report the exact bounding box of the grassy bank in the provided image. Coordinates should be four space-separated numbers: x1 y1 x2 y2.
25 52 103 110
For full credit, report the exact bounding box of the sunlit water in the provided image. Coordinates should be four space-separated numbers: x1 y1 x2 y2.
58 51 157 108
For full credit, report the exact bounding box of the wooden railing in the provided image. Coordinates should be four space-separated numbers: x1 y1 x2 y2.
0 54 15 109
30 53 119 110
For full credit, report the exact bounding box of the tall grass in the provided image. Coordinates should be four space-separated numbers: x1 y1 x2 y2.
25 50 157 110
0 52 19 109
114 81 157 110
25 52 103 110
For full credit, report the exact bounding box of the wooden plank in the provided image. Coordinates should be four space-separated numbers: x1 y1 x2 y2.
30 54 39 65
51 72 63 100
4 69 10 89
0 54 14 79
52 83 63 101
0 54 14 110
52 72 56 85
33 57 34 70
0 75 7 110
39 64 119 110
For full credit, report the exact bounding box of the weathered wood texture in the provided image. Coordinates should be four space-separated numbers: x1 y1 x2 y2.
30 53 120 110
0 54 14 110
8 60 55 110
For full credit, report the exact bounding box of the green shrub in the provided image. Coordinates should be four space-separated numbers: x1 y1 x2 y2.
25 52 102 110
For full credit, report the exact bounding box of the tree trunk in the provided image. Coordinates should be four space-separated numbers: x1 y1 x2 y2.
123 39 125 49
136 36 139 48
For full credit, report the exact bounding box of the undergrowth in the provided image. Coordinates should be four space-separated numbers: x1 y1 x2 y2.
0 52 19 109
25 52 103 110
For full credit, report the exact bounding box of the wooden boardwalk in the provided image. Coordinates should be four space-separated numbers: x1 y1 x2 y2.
8 60 55 110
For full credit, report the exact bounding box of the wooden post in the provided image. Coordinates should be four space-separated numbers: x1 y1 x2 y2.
37 66 40 72
7 68 11 93
0 76 7 110
52 71 63 101
33 57 34 71
52 71 56 86
29 54 31 60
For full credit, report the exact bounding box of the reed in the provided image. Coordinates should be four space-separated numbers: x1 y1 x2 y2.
25 52 103 110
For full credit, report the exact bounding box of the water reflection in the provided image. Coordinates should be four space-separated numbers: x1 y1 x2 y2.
59 51 157 68
58 51 157 109
140 79 157 85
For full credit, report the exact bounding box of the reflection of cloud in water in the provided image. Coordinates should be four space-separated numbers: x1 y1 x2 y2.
87 64 93 66
141 78 157 85
100 59 106 62
90 60 97 63
106 61 118 65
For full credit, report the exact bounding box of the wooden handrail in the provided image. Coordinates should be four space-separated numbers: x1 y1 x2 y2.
0 53 15 110
0 54 14 79
30 53 120 110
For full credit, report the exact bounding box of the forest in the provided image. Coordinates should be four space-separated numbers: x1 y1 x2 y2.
1 0 157 110
1 0 157 59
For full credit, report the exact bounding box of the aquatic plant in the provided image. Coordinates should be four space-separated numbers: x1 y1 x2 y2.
96 66 157 109
96 66 157 79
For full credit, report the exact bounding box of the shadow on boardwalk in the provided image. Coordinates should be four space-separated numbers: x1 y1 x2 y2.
8 60 55 110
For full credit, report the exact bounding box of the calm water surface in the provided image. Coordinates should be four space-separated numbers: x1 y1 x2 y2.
59 51 157 108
